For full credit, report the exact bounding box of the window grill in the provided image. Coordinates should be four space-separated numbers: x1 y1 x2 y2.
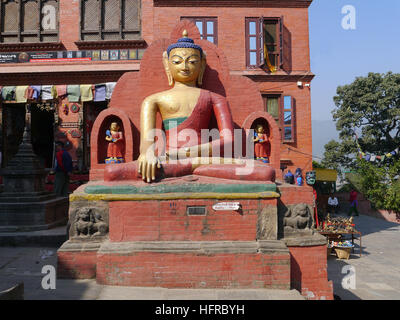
80 0 141 41
0 0 59 43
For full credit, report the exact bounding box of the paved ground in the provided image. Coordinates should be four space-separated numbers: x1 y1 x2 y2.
327 213 400 300
1 213 399 300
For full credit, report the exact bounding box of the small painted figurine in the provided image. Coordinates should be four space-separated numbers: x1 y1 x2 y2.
253 124 270 163
105 122 124 164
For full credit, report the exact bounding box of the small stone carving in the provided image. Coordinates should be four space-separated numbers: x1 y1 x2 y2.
73 208 108 238
284 203 312 231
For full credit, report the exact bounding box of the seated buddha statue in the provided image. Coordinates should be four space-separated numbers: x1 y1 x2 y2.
105 31 275 183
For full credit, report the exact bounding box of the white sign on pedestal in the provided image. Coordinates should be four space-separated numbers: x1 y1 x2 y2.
212 202 241 211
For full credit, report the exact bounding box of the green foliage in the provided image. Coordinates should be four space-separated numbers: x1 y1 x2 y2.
337 183 354 193
321 72 400 212
321 139 356 175
312 160 325 169
333 72 400 156
354 158 400 212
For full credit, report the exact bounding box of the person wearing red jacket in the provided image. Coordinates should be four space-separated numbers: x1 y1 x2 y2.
348 189 359 216
54 141 73 197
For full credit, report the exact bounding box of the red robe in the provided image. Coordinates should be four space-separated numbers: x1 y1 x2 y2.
254 133 270 158
107 131 124 158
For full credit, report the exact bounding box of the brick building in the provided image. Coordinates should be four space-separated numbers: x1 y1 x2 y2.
0 0 314 180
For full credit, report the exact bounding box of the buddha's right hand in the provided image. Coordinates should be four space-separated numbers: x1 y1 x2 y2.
137 153 161 183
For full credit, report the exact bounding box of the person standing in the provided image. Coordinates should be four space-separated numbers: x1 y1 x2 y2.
348 189 359 216
327 194 339 215
54 141 73 197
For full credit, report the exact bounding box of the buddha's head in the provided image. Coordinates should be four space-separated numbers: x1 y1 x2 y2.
163 30 207 87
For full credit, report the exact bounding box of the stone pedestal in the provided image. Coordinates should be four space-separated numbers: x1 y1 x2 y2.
57 179 333 299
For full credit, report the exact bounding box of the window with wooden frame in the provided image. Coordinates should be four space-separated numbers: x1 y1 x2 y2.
262 94 280 121
0 0 59 43
245 17 291 72
262 94 296 143
282 95 295 143
181 17 218 45
80 0 141 41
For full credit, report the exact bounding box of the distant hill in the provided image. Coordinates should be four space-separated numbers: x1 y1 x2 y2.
312 120 339 160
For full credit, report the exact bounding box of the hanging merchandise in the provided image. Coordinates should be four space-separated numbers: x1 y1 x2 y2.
15 86 29 103
67 85 81 102
41 85 54 100
94 84 106 102
69 129 82 138
1 86 16 101
80 84 93 102
70 103 80 113
63 104 69 115
37 102 55 112
56 85 67 98
27 85 41 100
105 82 116 100
354 130 399 163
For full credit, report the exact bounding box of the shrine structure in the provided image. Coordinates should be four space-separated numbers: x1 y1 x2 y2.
57 21 333 300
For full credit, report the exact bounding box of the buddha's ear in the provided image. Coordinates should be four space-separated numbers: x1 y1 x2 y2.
162 51 174 86
198 51 207 86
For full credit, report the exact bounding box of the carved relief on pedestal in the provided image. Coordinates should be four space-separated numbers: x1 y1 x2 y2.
68 202 109 240
281 203 314 238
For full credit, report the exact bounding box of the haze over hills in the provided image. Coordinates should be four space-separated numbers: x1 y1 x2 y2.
312 120 339 161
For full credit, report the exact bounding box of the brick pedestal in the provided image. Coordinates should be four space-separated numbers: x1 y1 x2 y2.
96 240 290 289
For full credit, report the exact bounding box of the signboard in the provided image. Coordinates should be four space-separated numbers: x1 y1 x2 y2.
212 202 241 211
0 49 143 64
0 53 19 63
314 168 337 182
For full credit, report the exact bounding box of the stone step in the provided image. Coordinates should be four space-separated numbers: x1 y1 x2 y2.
0 226 68 247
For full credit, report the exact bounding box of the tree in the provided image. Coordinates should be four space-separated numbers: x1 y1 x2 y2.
321 72 400 211
332 72 400 161
320 139 354 174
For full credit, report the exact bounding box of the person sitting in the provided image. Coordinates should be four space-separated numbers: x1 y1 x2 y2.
327 194 339 215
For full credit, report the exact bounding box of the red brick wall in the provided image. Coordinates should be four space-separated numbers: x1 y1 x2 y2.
59 1 80 50
109 199 277 242
96 251 290 289
57 251 97 279
279 185 314 206
142 4 310 71
288 245 334 300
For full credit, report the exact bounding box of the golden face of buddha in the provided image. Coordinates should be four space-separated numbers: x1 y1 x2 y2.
168 48 202 84
163 47 206 87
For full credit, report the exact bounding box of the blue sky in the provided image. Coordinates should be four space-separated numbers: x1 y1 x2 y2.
309 0 400 121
